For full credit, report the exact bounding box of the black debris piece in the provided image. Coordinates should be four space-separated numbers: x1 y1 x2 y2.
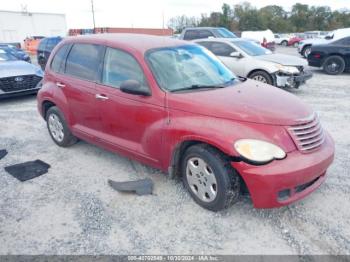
0 149 8 160
108 178 153 195
4 160 50 182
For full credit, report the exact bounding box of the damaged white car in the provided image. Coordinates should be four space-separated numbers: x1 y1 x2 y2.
195 38 312 88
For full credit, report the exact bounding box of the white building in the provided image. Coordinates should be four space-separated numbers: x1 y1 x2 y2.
0 10 67 43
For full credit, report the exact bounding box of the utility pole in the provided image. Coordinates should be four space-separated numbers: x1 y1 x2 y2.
91 0 96 33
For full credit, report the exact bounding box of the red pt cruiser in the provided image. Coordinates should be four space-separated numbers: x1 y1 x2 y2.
37 34 334 211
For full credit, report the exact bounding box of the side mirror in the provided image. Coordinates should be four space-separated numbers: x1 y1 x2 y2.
230 51 242 58
120 80 151 96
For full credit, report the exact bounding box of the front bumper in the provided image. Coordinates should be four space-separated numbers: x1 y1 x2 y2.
275 70 313 88
232 132 334 208
0 79 42 99
0 87 40 99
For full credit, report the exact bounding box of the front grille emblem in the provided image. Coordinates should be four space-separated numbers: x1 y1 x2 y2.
14 77 23 82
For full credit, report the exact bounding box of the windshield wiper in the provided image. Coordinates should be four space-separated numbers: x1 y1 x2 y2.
172 84 225 92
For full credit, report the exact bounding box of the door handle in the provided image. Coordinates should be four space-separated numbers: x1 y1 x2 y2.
95 94 109 100
56 82 65 88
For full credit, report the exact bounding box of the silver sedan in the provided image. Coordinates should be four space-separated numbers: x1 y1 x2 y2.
195 38 312 88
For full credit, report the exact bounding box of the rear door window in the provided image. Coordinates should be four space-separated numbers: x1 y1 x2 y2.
102 47 148 89
184 30 199 40
65 43 104 81
197 41 212 50
207 42 235 57
51 44 70 73
199 30 214 39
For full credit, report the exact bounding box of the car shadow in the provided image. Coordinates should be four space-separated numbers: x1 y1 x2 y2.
0 94 37 104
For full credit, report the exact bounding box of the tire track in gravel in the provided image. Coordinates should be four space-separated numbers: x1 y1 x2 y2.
285 204 350 254
251 208 312 254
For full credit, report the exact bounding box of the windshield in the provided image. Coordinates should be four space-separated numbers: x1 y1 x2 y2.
0 49 17 61
233 41 271 56
216 28 237 38
146 45 237 92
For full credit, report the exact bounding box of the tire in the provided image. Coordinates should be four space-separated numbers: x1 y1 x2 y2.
46 106 78 147
293 42 299 48
181 144 240 211
38 58 46 70
323 55 345 75
302 45 311 58
249 70 273 85
281 40 288 46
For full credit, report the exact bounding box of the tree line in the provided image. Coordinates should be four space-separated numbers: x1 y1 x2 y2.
167 2 350 34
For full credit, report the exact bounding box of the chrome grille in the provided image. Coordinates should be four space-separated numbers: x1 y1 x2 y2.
288 114 325 152
0 75 42 93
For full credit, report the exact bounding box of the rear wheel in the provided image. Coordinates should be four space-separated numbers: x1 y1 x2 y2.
323 56 345 75
181 144 240 211
249 70 273 86
293 42 299 48
302 45 311 58
46 106 77 147
281 40 288 46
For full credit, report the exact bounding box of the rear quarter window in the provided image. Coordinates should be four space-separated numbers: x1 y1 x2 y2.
50 44 70 73
65 43 104 81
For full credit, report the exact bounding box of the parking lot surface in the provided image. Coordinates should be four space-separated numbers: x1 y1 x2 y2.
0 47 349 255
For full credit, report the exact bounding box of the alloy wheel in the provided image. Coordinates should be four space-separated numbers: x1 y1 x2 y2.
326 60 341 74
48 113 64 142
304 47 311 57
252 75 267 83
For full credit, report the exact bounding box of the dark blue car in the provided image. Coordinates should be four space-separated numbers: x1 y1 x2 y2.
0 44 31 63
37 36 63 70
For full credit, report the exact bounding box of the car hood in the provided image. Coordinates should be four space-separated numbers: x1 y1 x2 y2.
167 79 313 126
0 61 42 78
255 54 307 66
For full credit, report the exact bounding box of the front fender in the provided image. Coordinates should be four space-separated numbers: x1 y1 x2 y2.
162 109 296 171
246 60 278 75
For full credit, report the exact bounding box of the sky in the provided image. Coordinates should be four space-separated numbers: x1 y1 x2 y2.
1 0 349 29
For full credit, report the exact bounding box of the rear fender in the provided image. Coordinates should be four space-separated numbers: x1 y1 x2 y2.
38 82 71 125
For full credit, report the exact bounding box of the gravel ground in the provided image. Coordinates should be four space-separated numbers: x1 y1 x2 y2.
0 46 349 255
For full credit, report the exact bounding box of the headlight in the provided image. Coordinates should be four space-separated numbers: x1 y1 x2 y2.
276 65 300 74
234 139 286 164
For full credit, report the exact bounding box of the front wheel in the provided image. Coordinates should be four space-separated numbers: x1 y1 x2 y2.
281 40 288 46
323 56 345 75
181 144 240 211
249 70 274 86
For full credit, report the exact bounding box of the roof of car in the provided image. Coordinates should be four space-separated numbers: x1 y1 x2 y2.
184 27 223 30
62 33 192 54
193 37 251 43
